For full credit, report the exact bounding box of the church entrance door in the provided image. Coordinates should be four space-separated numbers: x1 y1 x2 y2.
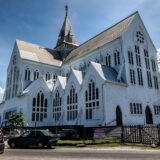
116 106 122 126
145 106 153 124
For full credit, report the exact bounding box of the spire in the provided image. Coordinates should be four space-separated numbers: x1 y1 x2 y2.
56 5 77 47
65 5 68 17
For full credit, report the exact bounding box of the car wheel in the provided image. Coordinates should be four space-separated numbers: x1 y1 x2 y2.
37 142 44 149
0 150 4 154
10 142 16 148
47 144 52 149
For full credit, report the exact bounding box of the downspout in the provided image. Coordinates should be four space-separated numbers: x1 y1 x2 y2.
102 82 106 126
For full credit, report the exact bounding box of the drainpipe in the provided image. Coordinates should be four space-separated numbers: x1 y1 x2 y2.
102 83 106 126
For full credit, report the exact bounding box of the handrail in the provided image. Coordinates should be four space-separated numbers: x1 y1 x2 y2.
105 119 116 126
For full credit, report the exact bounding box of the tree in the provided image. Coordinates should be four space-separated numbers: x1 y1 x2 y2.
8 113 25 128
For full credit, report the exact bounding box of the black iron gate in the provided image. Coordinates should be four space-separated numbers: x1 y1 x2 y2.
122 125 160 145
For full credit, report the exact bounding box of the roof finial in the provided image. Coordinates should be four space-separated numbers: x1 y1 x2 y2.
65 5 68 17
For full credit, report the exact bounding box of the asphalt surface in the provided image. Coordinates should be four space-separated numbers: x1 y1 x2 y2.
1 148 160 160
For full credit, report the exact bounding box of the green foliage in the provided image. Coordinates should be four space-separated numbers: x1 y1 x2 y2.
8 113 25 128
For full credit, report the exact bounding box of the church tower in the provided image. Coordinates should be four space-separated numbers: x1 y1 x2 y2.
54 5 78 60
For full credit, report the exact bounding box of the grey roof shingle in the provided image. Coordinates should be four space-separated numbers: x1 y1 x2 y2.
91 61 125 83
64 11 138 63
16 40 62 67
101 65 124 83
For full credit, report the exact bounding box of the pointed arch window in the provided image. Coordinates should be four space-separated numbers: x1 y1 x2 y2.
136 31 144 44
128 50 134 65
85 79 99 120
10 66 19 98
34 70 39 80
53 74 57 83
144 49 150 70
25 68 30 81
151 59 156 72
45 72 51 81
106 54 111 67
135 45 141 67
137 68 143 86
32 91 48 122
147 71 152 88
67 85 78 121
153 76 159 89
53 90 62 121
134 45 143 86
150 58 158 89
114 50 120 66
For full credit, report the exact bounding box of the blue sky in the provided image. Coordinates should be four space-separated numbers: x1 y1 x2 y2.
0 0 160 90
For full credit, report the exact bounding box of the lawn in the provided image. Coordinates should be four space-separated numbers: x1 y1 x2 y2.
56 139 160 149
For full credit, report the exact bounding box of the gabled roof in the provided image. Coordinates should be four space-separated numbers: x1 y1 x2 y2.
91 62 125 84
64 11 138 63
72 69 83 85
16 40 62 67
23 78 51 94
46 80 55 91
57 76 67 89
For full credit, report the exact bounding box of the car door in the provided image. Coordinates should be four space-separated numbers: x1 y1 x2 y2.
25 131 39 147
16 131 31 147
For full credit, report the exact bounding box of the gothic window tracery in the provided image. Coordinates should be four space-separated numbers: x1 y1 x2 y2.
85 79 99 120
143 49 152 88
114 50 120 66
67 85 78 121
136 31 144 44
151 59 156 72
53 74 57 83
144 49 150 70
53 90 62 121
45 72 51 81
34 70 39 80
130 69 136 84
106 54 111 67
32 91 48 122
151 58 158 89
25 68 30 81
128 50 134 65
135 45 143 86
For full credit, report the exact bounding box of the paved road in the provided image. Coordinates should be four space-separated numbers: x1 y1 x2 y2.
1 148 160 160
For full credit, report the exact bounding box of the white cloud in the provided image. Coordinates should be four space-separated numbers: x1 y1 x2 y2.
0 87 4 102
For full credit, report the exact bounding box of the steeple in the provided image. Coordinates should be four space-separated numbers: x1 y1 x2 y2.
54 5 78 60
56 5 77 47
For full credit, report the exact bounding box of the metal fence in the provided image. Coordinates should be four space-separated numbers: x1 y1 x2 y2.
122 125 160 145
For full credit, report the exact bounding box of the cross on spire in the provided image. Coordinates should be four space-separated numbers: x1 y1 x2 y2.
65 5 68 17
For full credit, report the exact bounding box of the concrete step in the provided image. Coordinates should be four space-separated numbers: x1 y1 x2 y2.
105 126 122 140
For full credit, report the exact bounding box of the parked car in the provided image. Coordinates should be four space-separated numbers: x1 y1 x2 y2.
3 129 21 141
8 129 59 149
57 129 81 140
0 129 4 154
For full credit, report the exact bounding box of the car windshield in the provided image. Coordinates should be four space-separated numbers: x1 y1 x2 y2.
20 131 30 138
41 130 55 137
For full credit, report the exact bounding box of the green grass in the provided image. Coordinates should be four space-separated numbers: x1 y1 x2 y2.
55 139 160 150
57 139 122 147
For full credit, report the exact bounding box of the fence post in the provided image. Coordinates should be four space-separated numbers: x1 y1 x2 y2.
139 125 142 144
121 126 124 143
157 125 160 146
